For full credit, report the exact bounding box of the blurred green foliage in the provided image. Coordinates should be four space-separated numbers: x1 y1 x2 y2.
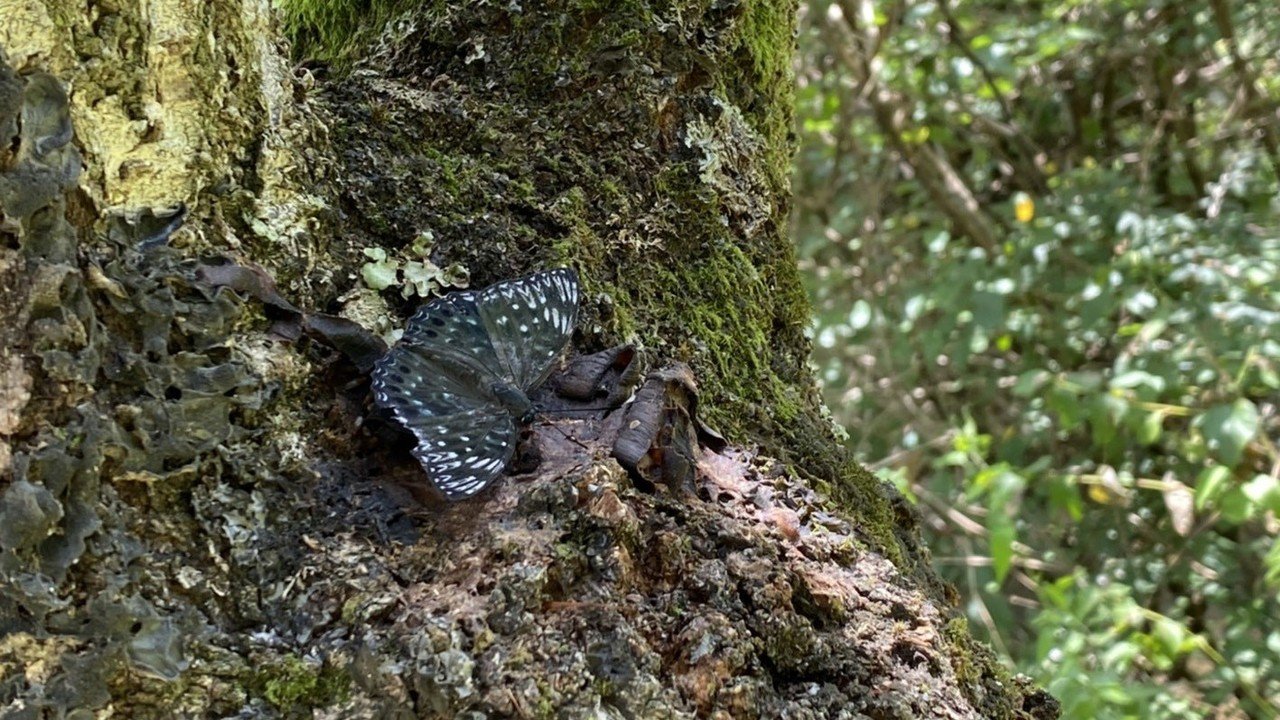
793 0 1280 717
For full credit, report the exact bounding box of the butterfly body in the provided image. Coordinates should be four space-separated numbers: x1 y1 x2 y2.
371 268 580 500
490 381 535 424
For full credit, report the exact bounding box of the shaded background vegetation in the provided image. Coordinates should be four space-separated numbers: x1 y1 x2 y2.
792 0 1279 717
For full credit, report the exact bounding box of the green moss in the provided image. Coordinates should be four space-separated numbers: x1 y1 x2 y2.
943 616 1020 719
833 459 903 565
279 0 422 63
254 654 351 711
761 616 817 672
722 0 799 192
536 693 558 720
943 617 978 684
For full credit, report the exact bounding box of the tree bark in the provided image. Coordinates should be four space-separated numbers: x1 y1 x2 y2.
1 1 1057 718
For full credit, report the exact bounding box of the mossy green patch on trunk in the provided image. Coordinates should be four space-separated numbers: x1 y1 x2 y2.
255 654 353 711
280 0 425 64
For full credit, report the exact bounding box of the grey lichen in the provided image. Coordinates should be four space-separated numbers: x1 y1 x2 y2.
0 481 63 551
1 49 298 714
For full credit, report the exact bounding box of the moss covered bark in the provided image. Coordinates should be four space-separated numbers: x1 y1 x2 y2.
0 1 1057 717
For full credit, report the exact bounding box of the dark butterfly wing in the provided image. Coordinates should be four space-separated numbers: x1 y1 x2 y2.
373 335 496 421
477 268 580 391
407 408 518 500
397 290 508 381
372 292 516 499
373 346 517 500
371 268 580 501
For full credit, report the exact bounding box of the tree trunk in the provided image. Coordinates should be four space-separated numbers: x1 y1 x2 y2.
0 2 1057 718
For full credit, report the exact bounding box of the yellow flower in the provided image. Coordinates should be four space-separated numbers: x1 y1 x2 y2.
1014 192 1035 223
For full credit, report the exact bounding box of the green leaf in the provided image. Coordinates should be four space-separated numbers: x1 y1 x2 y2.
1265 537 1280 590
1218 487 1252 525
1047 386 1086 431
1242 474 1280 513
1110 370 1166 393
1194 465 1232 511
1048 474 1085 521
1259 364 1280 389
1195 399 1259 466
1063 371 1105 393
1089 394 1128 448
1152 617 1190 658
1138 410 1164 445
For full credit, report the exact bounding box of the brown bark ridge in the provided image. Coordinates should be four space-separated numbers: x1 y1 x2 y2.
0 2 1058 718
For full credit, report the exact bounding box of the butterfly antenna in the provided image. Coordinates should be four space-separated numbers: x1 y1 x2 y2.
545 404 619 414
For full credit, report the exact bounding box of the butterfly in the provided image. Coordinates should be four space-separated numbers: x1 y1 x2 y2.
371 268 580 500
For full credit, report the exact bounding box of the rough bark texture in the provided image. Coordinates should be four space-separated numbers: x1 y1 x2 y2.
0 1 1058 718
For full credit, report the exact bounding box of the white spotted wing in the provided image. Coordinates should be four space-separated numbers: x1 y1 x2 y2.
371 268 580 500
